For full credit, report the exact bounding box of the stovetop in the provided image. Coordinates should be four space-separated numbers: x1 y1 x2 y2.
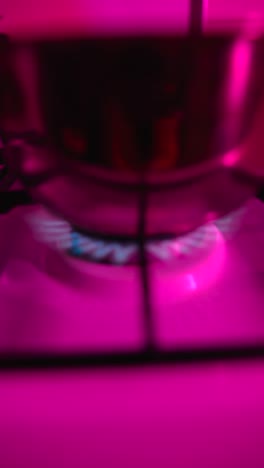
0 194 264 367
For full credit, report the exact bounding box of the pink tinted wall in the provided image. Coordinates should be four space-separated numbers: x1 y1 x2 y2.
1 0 190 36
206 0 264 20
204 0 264 30
2 0 264 36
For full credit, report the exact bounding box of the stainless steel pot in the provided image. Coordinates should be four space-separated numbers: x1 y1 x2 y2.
1 28 264 239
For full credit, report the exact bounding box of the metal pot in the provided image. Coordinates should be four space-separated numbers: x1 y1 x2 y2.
1 27 264 240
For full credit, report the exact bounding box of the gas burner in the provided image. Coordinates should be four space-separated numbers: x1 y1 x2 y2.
26 205 246 266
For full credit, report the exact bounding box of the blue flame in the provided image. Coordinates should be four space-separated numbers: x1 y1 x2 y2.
27 206 246 265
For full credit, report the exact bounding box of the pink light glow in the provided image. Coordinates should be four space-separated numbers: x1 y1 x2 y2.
228 39 252 112
153 225 226 300
220 36 252 171
186 274 197 291
222 148 241 167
